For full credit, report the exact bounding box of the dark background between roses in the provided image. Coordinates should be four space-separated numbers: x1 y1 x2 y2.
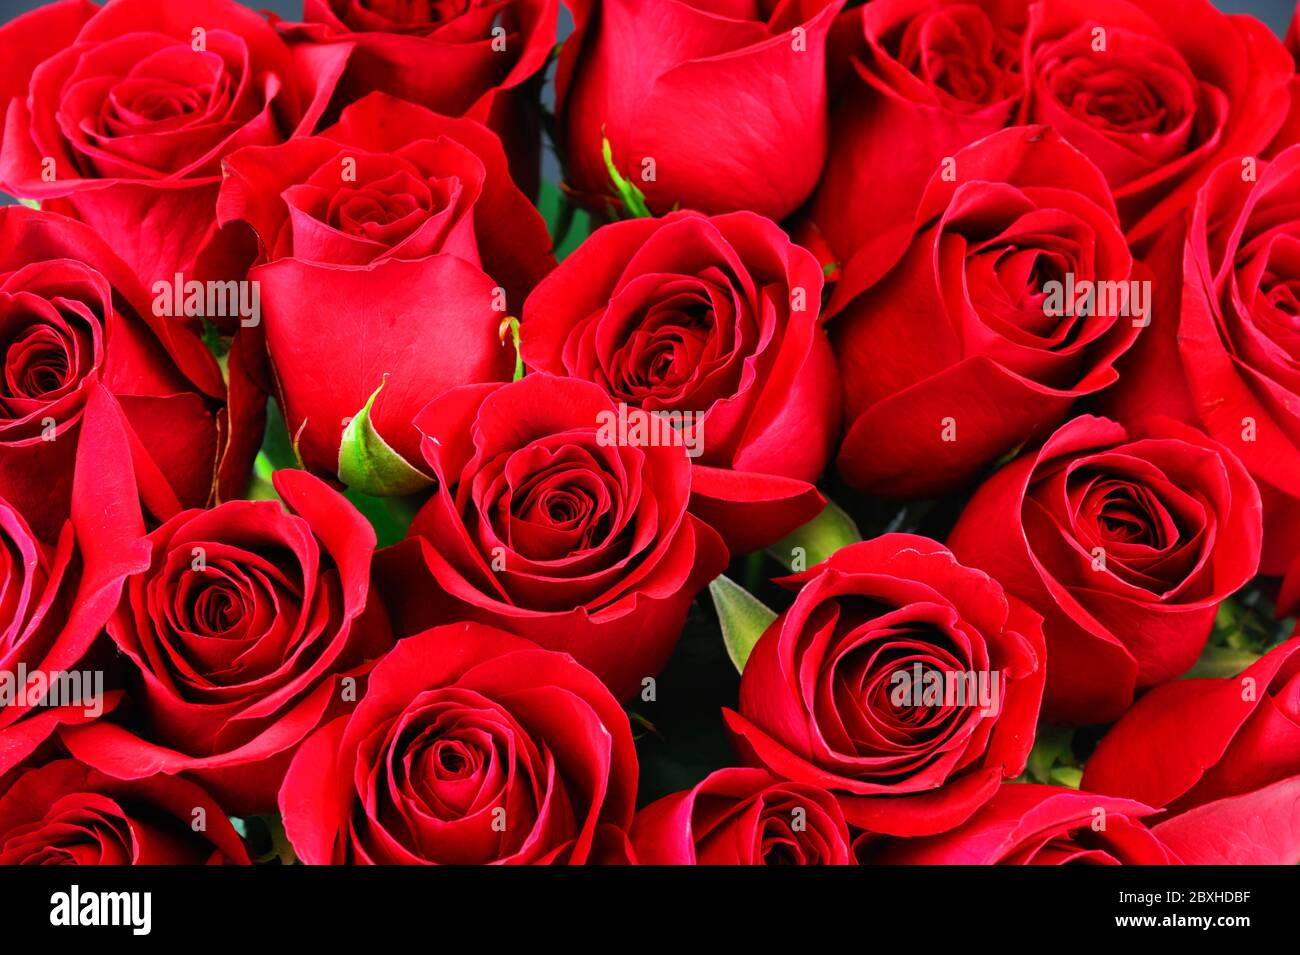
0 0 1296 809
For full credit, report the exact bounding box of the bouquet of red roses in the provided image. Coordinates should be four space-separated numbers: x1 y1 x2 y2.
0 0 1298 871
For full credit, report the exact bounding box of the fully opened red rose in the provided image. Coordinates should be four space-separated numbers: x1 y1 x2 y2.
948 415 1262 725
378 374 727 700
279 622 637 864
0 758 249 865
832 126 1140 498
219 92 554 484
558 0 843 219
723 535 1045 837
0 0 347 280
60 470 393 814
522 210 838 553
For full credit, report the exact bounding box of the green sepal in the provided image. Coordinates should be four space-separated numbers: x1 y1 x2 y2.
1183 644 1261 680
601 135 653 219
767 499 862 571
337 378 433 497
499 316 525 381
709 574 777 673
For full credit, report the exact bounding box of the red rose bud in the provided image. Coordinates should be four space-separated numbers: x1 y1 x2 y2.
948 415 1262 725
218 93 556 488
558 0 844 219
723 535 1046 837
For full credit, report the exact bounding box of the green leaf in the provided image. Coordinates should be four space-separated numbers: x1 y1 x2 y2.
601 135 652 219
17 198 39 210
709 574 777 673
767 499 862 571
337 378 433 497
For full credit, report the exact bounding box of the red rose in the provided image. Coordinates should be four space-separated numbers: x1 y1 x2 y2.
1268 6 1300 158
0 384 153 776
0 758 249 865
218 92 554 484
558 0 843 219
0 206 249 541
276 0 558 196
832 127 1140 498
1289 3 1300 64
376 374 727 700
808 0 1027 269
521 211 837 553
60 469 393 815
876 785 1177 864
1147 776 1300 865
809 0 1292 268
631 767 852 865
948 416 1262 725
880 780 1300 865
1083 638 1300 815
0 498 84 769
1095 145 1300 600
0 0 346 281
279 622 637 864
1019 0 1288 243
723 535 1046 837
